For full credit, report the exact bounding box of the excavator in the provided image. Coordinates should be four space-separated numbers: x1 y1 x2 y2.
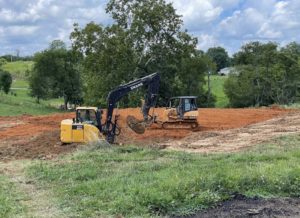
61 73 160 144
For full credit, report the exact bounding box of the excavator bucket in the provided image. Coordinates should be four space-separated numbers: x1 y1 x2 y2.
126 115 145 134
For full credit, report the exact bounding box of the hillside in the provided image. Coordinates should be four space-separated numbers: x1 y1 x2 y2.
2 61 34 79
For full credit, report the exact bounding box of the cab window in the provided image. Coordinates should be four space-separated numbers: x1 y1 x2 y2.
184 98 197 112
77 109 98 125
169 98 180 108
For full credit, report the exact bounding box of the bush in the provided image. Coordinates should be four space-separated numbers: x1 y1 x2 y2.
0 71 12 94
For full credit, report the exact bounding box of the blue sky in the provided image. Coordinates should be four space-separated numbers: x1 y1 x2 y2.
0 0 299 56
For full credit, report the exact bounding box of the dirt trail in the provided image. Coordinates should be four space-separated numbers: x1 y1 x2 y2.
0 107 292 160
0 160 65 218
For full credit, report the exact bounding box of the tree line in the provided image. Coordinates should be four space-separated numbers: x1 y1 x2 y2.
225 41 300 107
28 0 300 108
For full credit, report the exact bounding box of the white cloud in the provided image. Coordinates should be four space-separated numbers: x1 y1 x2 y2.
0 0 299 55
197 33 219 51
6 25 39 36
219 8 265 39
171 0 222 30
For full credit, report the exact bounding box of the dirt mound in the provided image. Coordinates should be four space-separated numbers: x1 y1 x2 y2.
0 107 292 160
183 195 300 218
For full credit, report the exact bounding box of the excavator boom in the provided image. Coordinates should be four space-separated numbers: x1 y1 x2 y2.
102 73 160 143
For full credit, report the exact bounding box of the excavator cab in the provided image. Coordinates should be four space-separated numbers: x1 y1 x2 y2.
61 107 102 144
75 107 100 126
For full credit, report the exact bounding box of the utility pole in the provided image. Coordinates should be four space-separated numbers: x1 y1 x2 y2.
207 70 211 107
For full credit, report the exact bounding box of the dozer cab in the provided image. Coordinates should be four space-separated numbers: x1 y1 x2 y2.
160 96 199 129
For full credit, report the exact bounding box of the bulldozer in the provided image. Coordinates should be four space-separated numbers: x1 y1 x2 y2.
157 96 199 129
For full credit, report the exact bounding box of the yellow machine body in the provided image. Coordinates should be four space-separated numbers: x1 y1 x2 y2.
163 108 198 121
60 107 102 144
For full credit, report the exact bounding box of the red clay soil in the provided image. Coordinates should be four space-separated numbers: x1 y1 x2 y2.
115 107 289 144
0 107 289 160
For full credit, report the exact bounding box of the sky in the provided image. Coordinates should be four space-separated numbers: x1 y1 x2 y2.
0 0 299 56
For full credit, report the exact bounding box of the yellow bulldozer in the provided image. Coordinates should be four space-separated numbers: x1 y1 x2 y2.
159 96 199 129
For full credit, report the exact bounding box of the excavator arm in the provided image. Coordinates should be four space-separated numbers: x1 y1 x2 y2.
102 72 160 143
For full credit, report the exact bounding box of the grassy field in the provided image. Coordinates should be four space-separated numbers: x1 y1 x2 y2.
0 89 62 116
27 135 300 217
11 79 29 88
207 75 229 108
0 175 25 218
2 61 34 79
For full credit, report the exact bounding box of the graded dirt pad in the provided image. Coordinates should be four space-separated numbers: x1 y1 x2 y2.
115 107 290 145
182 195 300 218
0 107 293 160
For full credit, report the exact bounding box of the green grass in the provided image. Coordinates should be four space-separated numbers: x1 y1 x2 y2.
0 89 62 116
2 61 33 79
0 175 26 217
11 79 29 88
207 75 229 108
27 135 300 217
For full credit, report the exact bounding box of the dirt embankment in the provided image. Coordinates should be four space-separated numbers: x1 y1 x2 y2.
0 107 293 160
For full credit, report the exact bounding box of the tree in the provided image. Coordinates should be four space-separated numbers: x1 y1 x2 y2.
29 40 82 108
71 23 136 106
206 47 230 72
49 39 67 50
0 71 12 94
71 0 212 107
29 66 50 103
0 58 7 68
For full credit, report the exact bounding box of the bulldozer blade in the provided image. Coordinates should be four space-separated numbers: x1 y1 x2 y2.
126 115 146 134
